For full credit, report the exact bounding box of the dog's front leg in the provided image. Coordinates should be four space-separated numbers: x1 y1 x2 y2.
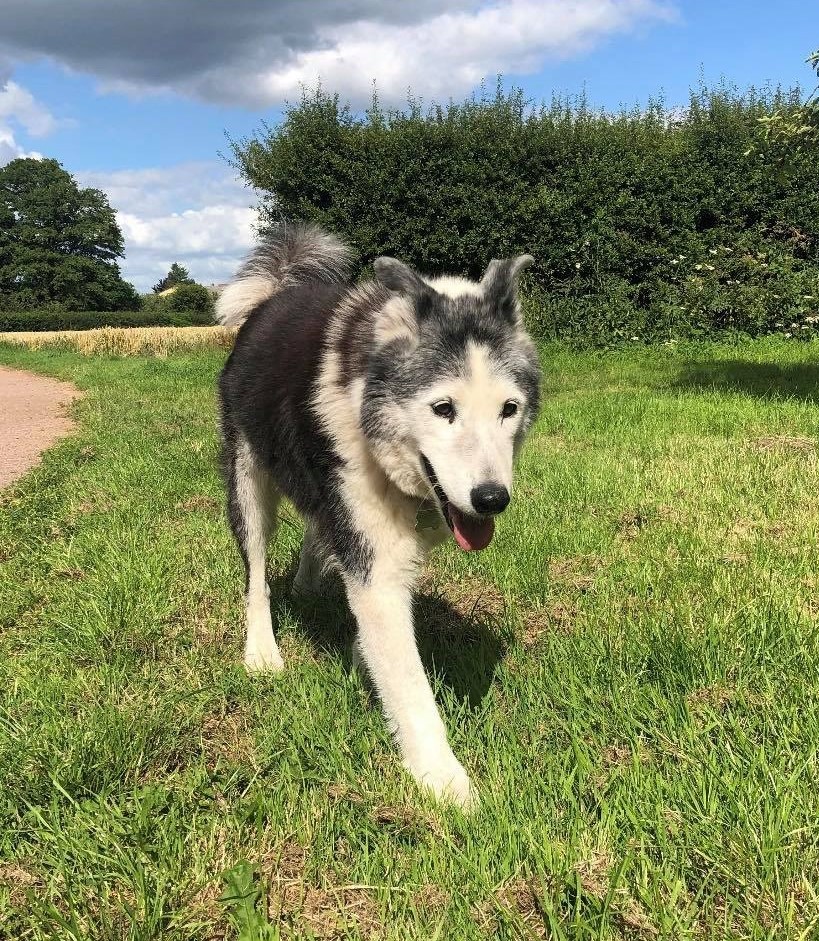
344 573 475 809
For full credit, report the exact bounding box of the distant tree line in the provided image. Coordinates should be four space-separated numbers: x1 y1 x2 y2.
0 158 215 321
147 262 214 315
0 158 140 312
230 70 819 345
153 262 193 294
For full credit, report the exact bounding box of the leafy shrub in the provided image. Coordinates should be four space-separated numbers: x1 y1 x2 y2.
152 262 193 294
162 282 215 314
0 307 215 332
230 81 819 345
756 50 819 157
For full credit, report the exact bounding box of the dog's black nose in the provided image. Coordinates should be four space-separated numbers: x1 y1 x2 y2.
470 482 510 515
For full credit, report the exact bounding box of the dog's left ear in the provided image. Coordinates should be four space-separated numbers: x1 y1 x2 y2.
481 254 534 322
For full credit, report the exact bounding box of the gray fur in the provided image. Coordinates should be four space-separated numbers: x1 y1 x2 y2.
373 256 428 295
216 221 355 327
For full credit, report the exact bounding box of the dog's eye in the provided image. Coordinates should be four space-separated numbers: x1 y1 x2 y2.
501 400 518 419
431 400 454 419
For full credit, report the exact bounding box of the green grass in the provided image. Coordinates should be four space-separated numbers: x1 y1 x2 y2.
2 337 819 939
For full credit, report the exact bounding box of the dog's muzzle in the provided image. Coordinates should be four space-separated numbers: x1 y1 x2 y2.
420 454 497 552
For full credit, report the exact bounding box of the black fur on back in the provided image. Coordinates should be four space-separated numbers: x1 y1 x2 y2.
218 284 372 579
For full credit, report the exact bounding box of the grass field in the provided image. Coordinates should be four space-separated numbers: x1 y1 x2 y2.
2 337 819 939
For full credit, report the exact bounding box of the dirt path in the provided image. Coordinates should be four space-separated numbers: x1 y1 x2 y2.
0 366 81 489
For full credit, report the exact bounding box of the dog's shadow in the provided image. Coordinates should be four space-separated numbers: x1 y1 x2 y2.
268 566 508 707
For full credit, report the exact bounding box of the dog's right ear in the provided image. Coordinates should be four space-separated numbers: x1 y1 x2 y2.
373 258 431 347
373 257 437 344
373 257 428 296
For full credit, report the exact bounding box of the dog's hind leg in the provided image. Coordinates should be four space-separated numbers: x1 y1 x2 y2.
226 433 283 672
292 520 326 597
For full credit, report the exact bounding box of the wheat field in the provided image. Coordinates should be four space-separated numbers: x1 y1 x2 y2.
0 325 236 356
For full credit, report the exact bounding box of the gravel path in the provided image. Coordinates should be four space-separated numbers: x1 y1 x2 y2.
0 366 81 488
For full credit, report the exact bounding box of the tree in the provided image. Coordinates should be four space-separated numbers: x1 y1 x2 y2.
756 49 819 154
152 262 193 294
163 282 214 315
0 157 140 311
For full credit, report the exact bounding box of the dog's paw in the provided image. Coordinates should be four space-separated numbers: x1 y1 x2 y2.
407 753 478 811
243 642 284 674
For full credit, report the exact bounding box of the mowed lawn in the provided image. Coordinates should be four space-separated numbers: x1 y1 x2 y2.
2 338 819 940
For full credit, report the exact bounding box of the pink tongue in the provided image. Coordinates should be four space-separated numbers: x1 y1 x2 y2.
449 507 495 551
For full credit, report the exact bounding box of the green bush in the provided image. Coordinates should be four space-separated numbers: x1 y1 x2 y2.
162 282 215 314
0 307 215 332
230 81 819 345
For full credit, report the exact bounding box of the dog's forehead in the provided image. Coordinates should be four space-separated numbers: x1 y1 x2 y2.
385 297 539 404
417 341 523 401
425 290 496 322
418 295 513 349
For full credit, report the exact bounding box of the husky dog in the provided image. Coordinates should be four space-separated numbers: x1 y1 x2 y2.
216 223 541 807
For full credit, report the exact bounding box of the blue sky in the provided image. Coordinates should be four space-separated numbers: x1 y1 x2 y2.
1 0 816 290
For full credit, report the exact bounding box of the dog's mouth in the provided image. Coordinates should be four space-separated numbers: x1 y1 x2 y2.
420 454 495 552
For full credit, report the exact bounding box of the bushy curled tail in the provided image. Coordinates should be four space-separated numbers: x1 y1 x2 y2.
215 222 354 327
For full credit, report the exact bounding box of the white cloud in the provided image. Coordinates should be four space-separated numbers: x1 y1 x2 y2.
0 78 55 165
0 129 40 165
77 163 259 291
258 0 676 105
0 0 677 108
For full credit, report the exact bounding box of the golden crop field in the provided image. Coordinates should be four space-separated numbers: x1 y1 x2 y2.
0 325 237 356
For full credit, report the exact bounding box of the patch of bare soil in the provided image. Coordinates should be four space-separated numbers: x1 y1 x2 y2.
419 572 507 625
263 842 383 939
750 435 816 453
520 600 577 645
475 856 656 938
0 366 80 488
0 861 43 909
474 878 548 938
548 555 605 592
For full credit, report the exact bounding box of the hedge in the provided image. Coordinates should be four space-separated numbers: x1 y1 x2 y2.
0 307 216 332
230 81 819 344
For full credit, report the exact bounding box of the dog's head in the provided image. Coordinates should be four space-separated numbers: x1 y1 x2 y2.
363 254 541 551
